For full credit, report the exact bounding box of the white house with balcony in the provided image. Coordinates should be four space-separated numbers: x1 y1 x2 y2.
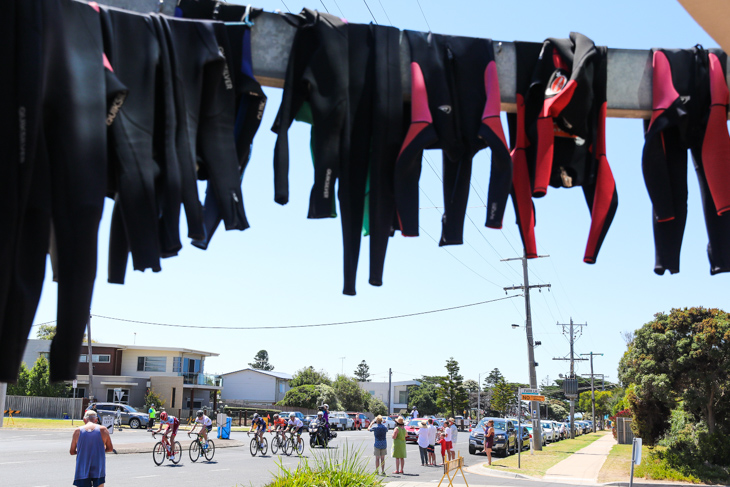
21 339 222 417
358 380 421 413
220 368 292 405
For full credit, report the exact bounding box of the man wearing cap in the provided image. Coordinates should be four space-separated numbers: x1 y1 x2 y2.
147 404 156 431
426 418 437 466
70 410 114 487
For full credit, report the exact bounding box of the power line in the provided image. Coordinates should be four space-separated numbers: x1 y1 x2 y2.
376 0 392 25
331 0 345 18
319 0 330 14
414 0 431 31
280 0 290 12
88 295 520 331
362 0 378 23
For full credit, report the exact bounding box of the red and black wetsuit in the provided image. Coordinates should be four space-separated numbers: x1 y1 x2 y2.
642 46 730 275
509 33 618 264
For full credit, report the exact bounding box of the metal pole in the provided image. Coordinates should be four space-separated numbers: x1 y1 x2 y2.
590 354 596 433
387 368 392 414
569 319 575 440
522 254 542 450
87 313 94 402
629 438 636 487
0 383 6 428
477 373 481 423
517 395 521 468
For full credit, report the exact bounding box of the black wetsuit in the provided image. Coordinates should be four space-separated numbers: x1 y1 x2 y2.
509 33 618 264
0 0 111 382
394 32 511 245
642 47 730 275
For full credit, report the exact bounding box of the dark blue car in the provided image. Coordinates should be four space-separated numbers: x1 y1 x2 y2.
468 418 518 456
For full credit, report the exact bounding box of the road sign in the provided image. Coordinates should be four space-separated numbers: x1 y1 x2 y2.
519 388 540 395
102 414 114 434
521 394 546 402
72 380 77 389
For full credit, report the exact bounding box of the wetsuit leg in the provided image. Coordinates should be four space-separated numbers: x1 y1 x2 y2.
339 24 374 295
692 150 730 274
368 25 404 286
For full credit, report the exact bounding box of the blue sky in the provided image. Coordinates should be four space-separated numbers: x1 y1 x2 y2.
32 0 728 390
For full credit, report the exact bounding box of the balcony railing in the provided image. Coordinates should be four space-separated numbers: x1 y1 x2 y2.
179 372 222 387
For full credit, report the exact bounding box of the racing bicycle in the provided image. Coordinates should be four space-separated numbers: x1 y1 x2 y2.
188 431 215 462
247 431 268 456
270 429 286 455
151 432 182 465
282 429 304 456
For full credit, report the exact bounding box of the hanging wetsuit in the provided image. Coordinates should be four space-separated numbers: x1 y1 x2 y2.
394 31 511 245
642 46 730 275
0 0 112 382
510 33 618 264
157 15 248 245
175 0 267 250
272 8 349 219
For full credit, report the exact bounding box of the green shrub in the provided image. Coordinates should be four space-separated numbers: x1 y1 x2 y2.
263 442 382 487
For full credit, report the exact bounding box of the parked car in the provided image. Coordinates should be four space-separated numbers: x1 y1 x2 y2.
405 418 444 443
279 411 308 427
468 418 518 456
524 425 547 446
541 421 557 442
347 412 370 430
93 402 149 429
328 411 354 430
381 416 396 429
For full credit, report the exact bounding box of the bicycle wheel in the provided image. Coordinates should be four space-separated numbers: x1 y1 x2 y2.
204 439 215 461
250 438 258 456
295 437 304 456
189 440 201 462
170 441 182 464
271 436 280 455
260 437 268 455
153 441 165 466
283 438 293 456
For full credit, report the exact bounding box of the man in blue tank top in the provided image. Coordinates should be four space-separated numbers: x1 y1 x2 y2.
70 410 114 487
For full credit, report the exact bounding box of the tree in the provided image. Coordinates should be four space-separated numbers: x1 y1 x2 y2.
290 366 331 387
145 388 166 410
248 350 274 371
36 324 57 340
278 385 319 408
353 360 371 382
546 399 569 421
333 375 366 411
7 363 30 396
578 390 613 420
463 379 479 394
367 396 388 416
409 378 440 415
483 368 505 389
315 384 341 410
25 357 69 397
436 357 468 418
490 378 514 416
619 307 730 440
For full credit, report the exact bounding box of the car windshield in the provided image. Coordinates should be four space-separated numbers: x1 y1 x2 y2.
408 420 422 428
124 405 139 413
478 419 506 430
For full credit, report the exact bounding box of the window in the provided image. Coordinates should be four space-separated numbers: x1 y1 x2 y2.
79 354 111 363
137 356 166 372
172 357 182 373
185 398 203 409
279 382 285 394
398 391 408 404
368 391 375 396
69 387 85 398
106 389 130 403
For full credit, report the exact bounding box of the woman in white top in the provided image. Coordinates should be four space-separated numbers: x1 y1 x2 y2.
417 421 430 466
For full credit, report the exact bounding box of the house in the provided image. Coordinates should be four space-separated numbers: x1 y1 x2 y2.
21 339 222 417
358 380 421 413
220 368 292 405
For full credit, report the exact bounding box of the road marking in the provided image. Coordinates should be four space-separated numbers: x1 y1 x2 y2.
211 468 230 472
27 450 47 453
0 461 30 465
133 475 160 479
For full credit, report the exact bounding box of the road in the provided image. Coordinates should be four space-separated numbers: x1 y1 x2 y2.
0 426 562 487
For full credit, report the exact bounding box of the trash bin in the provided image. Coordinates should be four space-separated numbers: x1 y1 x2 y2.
218 417 232 439
63 413 69 420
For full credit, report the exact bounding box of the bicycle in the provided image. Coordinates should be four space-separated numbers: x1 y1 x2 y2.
151 432 182 465
282 429 304 456
247 431 268 456
188 431 215 462
270 429 286 455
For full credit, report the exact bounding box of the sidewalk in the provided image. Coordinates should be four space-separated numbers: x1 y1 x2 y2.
542 432 615 484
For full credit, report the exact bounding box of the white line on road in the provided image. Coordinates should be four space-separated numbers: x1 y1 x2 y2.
211 468 230 472
0 461 30 465
133 475 160 479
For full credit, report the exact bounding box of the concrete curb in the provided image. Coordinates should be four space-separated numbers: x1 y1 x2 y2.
464 461 541 481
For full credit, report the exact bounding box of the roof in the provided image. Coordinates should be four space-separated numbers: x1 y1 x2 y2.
27 339 219 357
221 368 293 380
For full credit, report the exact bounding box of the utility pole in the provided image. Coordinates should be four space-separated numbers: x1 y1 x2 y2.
87 313 94 402
503 253 551 450
387 368 392 414
553 318 588 439
581 352 603 432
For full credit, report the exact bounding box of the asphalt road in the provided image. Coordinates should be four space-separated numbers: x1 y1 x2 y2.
0 427 562 487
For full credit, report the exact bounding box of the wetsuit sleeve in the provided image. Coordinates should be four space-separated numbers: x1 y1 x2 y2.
702 52 730 216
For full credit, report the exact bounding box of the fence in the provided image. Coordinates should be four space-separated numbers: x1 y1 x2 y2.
617 417 634 444
5 396 84 420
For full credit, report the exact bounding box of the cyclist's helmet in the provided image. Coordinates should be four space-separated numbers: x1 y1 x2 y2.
323 404 329 410
317 411 323 416
196 410 204 418
273 414 279 420
160 411 168 421
253 413 259 419
289 413 296 418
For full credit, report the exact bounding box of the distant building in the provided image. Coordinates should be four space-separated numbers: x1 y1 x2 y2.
358 380 421 413
22 339 221 416
220 368 292 405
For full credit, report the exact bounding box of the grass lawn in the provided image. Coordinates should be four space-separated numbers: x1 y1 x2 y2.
483 431 610 478
2 418 81 429
599 443 730 485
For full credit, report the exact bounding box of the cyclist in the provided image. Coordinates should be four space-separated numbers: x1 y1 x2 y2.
249 413 267 449
286 412 304 440
272 414 286 433
153 411 179 455
188 410 212 449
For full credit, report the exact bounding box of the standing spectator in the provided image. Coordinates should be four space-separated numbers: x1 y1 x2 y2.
438 431 447 465
147 403 156 431
70 410 114 487
443 418 454 461
417 420 429 466
426 418 437 466
448 418 458 460
368 415 387 476
483 419 495 466
391 417 407 474
114 407 122 431
411 406 418 419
